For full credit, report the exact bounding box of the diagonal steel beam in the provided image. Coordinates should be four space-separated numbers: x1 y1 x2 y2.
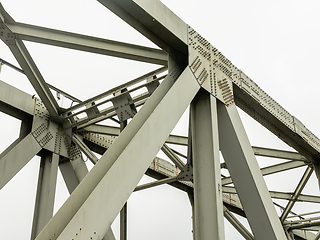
35 58 194 239
161 143 185 170
0 4 60 118
280 166 314 222
8 40 60 118
97 0 188 55
6 21 167 65
218 102 287 239
72 134 98 164
223 206 254 240
0 133 41 190
0 79 34 119
59 157 89 194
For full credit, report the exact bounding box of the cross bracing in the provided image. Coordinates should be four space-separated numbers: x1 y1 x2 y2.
0 1 320 240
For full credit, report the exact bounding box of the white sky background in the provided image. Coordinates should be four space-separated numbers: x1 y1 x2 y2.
0 0 320 239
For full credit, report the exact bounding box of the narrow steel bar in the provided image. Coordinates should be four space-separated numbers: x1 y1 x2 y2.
285 216 320 225
280 166 314 222
120 203 127 240
252 146 308 161
47 83 82 103
191 89 225 239
286 220 320 230
161 143 185 170
222 160 306 185
31 152 59 239
7 22 168 65
120 120 127 240
287 210 320 219
0 58 24 74
314 231 320 240
72 134 98 164
134 176 177 192
223 186 320 204
217 102 286 240
223 206 254 240
0 133 41 190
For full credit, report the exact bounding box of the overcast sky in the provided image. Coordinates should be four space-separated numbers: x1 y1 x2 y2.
1 0 320 239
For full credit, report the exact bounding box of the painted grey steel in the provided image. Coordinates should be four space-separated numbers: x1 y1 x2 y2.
31 152 59 239
0 6 60 118
218 103 286 239
223 186 320 204
222 160 307 185
34 64 199 239
0 79 34 119
1 0 320 239
223 206 254 240
191 89 225 239
134 176 178 192
72 134 98 164
252 146 308 161
280 166 314 222
4 21 167 65
0 133 42 190
0 57 24 74
161 143 185 170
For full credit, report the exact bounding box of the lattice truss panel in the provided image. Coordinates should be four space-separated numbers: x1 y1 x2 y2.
0 1 320 240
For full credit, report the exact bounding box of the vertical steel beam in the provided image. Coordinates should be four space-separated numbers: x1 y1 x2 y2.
313 164 320 191
280 166 313 222
120 120 128 240
31 152 59 239
190 89 225 240
217 103 287 240
120 203 127 240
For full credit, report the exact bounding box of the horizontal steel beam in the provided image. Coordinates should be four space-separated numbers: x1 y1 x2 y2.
223 186 320 204
6 22 167 65
222 160 307 185
252 146 308 161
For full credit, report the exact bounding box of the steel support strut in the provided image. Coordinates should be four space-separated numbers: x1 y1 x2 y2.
31 152 59 239
190 89 225 239
0 133 41 190
217 102 287 240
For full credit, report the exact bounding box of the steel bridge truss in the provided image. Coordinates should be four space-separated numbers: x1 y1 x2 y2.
0 1 320 239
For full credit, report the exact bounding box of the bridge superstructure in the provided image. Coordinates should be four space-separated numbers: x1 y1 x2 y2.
0 1 320 239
